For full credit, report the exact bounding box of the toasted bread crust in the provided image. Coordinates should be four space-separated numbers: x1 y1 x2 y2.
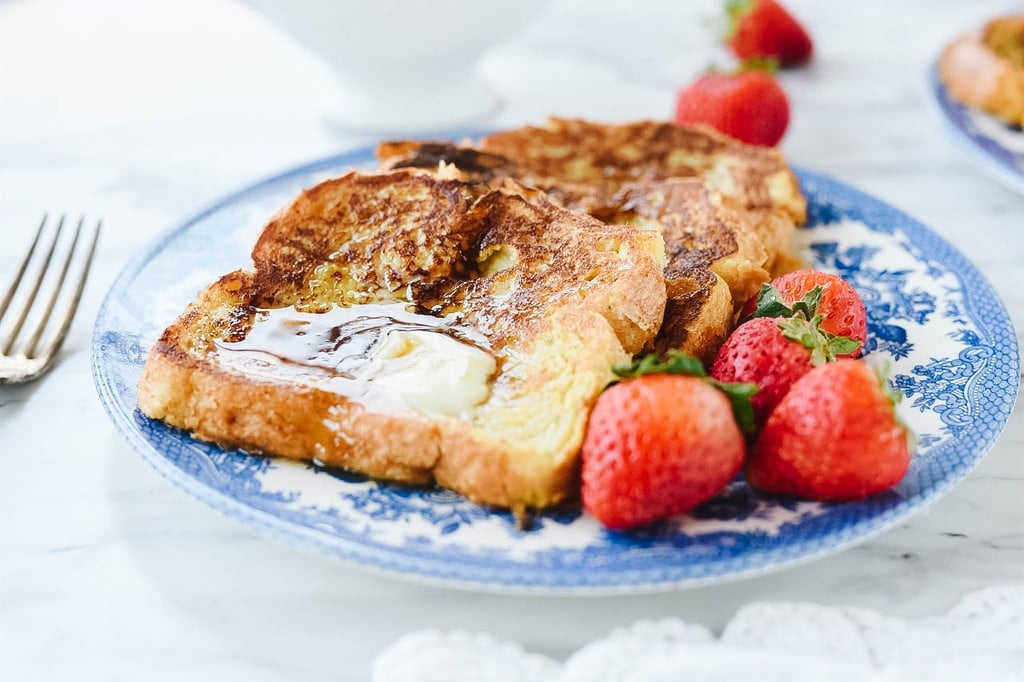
376 120 808 361
140 120 812 511
476 118 807 223
138 170 667 510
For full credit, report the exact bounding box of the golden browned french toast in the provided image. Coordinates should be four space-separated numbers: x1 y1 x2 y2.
940 16 1024 127
476 118 807 223
379 118 806 221
137 168 667 511
605 179 766 358
378 119 806 361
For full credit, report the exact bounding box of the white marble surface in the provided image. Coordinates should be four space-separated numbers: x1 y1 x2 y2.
0 0 1021 679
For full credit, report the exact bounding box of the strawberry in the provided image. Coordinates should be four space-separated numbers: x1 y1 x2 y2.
581 352 754 530
747 360 913 500
726 0 813 67
674 66 789 147
709 308 860 425
741 270 867 357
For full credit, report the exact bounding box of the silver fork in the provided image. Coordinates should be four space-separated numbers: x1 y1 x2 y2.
0 215 100 383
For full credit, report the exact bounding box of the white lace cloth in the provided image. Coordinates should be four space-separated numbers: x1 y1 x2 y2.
373 585 1024 682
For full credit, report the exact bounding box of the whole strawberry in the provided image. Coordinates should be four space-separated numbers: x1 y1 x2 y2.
581 352 753 530
709 311 860 425
741 271 867 357
726 0 813 67
674 66 789 146
747 360 913 500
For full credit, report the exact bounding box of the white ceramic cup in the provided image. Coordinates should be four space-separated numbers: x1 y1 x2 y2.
246 0 550 132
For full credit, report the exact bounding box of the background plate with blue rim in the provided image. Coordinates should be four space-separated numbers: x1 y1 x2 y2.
929 61 1024 195
92 139 1020 594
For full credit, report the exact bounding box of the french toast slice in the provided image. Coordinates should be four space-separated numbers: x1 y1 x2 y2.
137 169 667 511
475 118 807 224
378 119 806 360
377 118 806 222
604 179 768 359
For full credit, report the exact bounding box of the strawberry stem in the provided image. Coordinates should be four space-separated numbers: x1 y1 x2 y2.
776 314 860 365
737 57 780 74
704 57 781 77
724 0 753 39
748 284 822 321
873 362 917 454
708 379 758 434
873 361 904 408
749 284 861 364
613 350 758 434
613 349 706 379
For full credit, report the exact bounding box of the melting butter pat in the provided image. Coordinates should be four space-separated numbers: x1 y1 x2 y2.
213 302 496 418
362 329 496 417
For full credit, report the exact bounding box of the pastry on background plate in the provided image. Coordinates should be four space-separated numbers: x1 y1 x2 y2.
939 15 1024 127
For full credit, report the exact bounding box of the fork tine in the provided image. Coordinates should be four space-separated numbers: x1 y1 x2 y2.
23 218 84 358
37 219 100 363
1 215 65 355
0 215 49 322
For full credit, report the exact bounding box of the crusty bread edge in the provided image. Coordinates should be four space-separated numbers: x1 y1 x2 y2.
137 332 589 511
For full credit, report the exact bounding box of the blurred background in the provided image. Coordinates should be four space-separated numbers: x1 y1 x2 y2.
1 0 1016 220
2 0 1017 248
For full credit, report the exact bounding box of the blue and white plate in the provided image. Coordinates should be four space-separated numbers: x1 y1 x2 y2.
91 141 1021 594
929 62 1024 194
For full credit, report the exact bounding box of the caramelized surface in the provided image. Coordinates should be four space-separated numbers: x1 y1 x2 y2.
138 168 668 510
376 119 808 359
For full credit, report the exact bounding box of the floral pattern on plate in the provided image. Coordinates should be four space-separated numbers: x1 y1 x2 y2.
92 142 1020 593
